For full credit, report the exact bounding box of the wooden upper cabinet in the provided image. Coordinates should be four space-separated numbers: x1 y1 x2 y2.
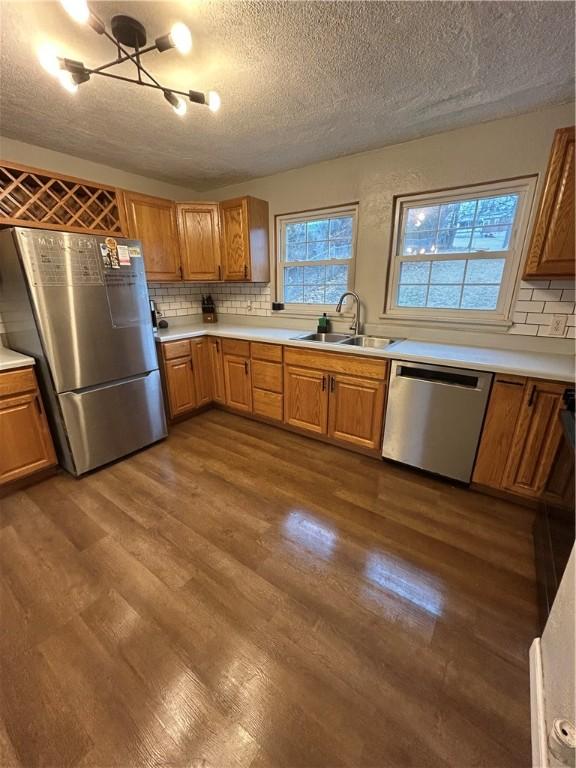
220 196 270 282
284 365 329 434
124 192 181 281
0 367 57 485
328 374 385 451
523 126 575 279
501 379 568 498
178 203 222 281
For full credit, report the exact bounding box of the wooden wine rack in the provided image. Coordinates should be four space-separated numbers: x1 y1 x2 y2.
0 161 127 236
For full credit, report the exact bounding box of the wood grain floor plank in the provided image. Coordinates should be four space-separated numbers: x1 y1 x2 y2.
0 411 538 767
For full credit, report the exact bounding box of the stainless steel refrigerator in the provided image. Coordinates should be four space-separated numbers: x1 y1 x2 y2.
0 227 167 476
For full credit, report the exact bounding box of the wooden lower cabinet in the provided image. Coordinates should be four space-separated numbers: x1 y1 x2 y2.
190 338 212 406
208 338 225 404
473 376 569 499
284 366 329 434
223 354 252 413
328 374 385 451
501 379 567 498
165 356 197 417
0 367 56 485
284 353 387 452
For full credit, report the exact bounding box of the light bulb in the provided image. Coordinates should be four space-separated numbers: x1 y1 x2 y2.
169 22 192 54
172 95 187 116
60 0 90 24
207 90 221 113
58 70 78 93
38 43 61 76
164 90 186 116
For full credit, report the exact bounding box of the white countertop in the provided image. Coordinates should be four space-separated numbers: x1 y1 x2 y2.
0 346 35 372
155 322 575 382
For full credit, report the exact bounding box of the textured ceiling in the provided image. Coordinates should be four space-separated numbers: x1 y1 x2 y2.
0 0 574 190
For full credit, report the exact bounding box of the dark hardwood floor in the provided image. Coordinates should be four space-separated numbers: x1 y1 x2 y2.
0 410 538 767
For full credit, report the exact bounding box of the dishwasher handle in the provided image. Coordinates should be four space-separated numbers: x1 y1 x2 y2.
394 363 488 390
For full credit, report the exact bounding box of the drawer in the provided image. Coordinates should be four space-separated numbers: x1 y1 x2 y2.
222 338 250 357
251 342 283 363
284 347 388 380
163 340 191 360
0 367 37 397
251 360 283 393
253 389 283 421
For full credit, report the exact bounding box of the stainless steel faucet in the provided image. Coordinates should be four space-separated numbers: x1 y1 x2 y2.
336 290 362 335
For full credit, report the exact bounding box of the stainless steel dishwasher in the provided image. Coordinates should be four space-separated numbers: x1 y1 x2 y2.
382 360 493 482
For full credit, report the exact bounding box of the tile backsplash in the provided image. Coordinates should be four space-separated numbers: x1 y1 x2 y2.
148 282 272 319
509 280 575 338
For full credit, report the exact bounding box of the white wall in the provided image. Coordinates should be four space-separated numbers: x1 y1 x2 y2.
0 136 196 200
541 545 575 768
201 103 575 353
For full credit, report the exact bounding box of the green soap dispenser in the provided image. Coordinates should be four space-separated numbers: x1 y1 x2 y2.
317 312 330 333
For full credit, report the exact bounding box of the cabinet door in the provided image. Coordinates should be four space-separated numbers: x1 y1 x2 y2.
224 354 252 412
190 338 212 406
327 373 385 451
209 338 225 404
284 366 329 434
165 356 197 417
523 126 575 278
0 392 56 484
124 192 181 281
178 203 222 281
220 198 250 281
502 379 567 498
472 375 527 488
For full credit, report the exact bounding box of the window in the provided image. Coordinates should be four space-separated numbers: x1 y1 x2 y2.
277 205 358 311
386 179 536 323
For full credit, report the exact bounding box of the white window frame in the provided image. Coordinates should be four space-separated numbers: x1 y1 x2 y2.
276 204 359 314
384 177 537 326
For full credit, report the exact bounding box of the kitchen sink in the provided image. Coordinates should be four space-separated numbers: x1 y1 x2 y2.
292 332 353 343
338 335 403 349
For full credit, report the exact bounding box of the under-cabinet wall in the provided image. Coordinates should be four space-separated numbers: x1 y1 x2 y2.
148 282 273 319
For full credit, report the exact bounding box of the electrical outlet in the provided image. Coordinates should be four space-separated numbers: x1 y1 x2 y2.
246 301 253 312
548 314 567 337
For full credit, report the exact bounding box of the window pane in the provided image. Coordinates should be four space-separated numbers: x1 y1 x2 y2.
330 241 352 259
307 241 329 260
399 261 431 284
461 285 500 310
326 264 348 284
286 222 306 243
405 206 439 233
285 284 303 303
307 220 330 241
284 266 303 285
476 194 518 226
430 260 466 284
286 241 307 262
438 200 477 230
427 285 462 308
403 232 437 255
325 284 348 303
470 225 512 251
465 258 505 284
303 285 325 303
435 229 472 253
303 265 325 284
398 285 427 307
329 217 353 239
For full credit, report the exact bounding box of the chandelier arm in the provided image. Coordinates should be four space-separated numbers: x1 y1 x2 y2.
98 27 163 89
83 68 192 99
91 44 157 74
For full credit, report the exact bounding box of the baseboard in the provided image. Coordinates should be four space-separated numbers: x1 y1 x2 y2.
529 637 549 768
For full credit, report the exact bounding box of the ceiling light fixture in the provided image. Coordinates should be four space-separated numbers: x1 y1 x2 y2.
41 3 221 116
